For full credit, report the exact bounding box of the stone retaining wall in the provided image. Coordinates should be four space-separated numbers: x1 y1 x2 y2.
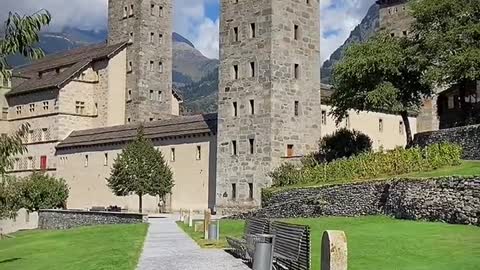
413 125 480 160
38 209 148 230
242 177 480 226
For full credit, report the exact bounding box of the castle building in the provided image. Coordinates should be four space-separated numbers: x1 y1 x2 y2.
108 0 179 123
216 0 322 212
1 0 424 214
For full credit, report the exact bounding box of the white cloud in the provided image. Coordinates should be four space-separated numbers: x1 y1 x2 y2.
0 0 376 61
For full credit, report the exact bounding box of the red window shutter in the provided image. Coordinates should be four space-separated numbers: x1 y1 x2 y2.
40 156 47 170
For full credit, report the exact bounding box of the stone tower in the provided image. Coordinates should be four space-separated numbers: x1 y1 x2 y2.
108 0 174 123
216 0 321 213
377 0 440 132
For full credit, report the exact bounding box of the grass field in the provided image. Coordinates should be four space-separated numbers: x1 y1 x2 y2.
0 224 148 270
179 216 480 270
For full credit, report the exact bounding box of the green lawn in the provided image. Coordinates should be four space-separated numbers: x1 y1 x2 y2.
177 220 244 249
402 160 480 178
180 216 480 270
0 224 148 270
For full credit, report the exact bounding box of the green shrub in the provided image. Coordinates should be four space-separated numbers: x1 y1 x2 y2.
269 143 463 187
19 173 69 211
0 177 23 219
316 128 373 163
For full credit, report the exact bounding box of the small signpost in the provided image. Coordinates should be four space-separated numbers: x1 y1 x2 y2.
203 209 211 240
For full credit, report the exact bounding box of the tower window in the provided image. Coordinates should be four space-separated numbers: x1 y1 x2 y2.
128 61 133 73
171 148 176 162
287 145 294 157
250 23 256 38
233 65 239 80
233 27 239 42
249 100 255 115
150 32 155 43
149 61 154 71
231 140 237 156
379 118 384 132
345 114 350 128
402 30 408 36
250 62 255 77
84 155 89 167
127 89 132 101
159 6 164 17
294 101 299 116
151 4 155 16
294 64 300 79
159 33 163 44
233 102 238 117
104 153 108 166
249 138 255 154
399 121 404 135
159 61 164 73
231 183 237 200
150 90 154 100
123 6 128 18
157 91 162 101
294 24 299 40
321 110 327 125
248 183 254 200
129 32 134 43
129 4 134 17
196 146 202 160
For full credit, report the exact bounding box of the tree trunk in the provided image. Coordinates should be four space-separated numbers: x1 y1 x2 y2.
401 111 413 147
138 194 143 213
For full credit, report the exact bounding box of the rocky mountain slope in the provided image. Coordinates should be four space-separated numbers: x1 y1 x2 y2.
320 3 379 84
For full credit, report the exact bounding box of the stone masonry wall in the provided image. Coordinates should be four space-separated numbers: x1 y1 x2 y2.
413 124 480 160
238 177 480 226
38 209 148 230
216 0 322 214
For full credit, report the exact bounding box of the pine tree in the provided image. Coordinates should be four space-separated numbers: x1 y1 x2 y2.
107 126 174 213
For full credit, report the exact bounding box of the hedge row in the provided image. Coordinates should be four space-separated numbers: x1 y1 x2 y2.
270 143 463 187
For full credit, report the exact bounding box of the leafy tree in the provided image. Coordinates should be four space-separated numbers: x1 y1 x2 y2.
0 10 51 78
410 0 480 122
331 34 433 145
0 124 29 176
316 128 373 163
107 127 174 213
0 176 22 219
19 173 69 212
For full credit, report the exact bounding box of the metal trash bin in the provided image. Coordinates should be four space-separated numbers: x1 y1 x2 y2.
248 234 275 270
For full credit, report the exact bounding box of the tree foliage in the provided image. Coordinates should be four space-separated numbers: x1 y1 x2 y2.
316 128 373 163
107 127 174 213
410 0 480 85
19 173 69 212
0 10 51 78
0 124 29 176
331 34 433 145
0 176 22 219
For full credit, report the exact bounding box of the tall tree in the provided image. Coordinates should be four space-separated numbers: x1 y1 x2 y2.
410 0 480 122
107 127 174 213
0 10 51 78
330 34 433 145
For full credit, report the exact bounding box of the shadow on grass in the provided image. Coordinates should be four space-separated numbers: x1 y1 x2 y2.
0 258 21 264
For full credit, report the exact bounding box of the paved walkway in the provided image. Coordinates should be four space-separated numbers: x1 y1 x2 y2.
136 217 250 270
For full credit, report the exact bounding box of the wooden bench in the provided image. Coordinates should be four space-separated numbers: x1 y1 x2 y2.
270 221 311 270
226 217 270 260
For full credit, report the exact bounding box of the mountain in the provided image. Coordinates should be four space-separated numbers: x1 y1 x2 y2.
320 3 380 84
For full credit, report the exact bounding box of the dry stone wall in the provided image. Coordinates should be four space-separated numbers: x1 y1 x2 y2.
414 125 480 160
38 209 147 230
236 177 480 226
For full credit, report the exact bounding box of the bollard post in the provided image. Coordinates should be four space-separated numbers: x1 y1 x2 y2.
321 231 347 270
188 209 193 227
204 209 211 240
179 209 184 222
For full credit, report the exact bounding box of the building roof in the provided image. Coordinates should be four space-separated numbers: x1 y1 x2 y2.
56 113 217 149
7 41 128 97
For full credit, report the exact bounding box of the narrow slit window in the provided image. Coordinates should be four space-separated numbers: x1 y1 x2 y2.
104 153 108 166
157 91 162 101
321 110 327 125
149 61 154 71
294 24 299 40
399 121 404 135
232 140 237 156
151 4 155 16
196 146 201 160
249 139 255 154
159 33 163 44
84 155 89 167
379 118 384 132
159 61 163 73
248 183 254 200
233 27 239 42
249 100 255 115
129 4 134 16
231 183 237 200
250 23 256 38
233 102 238 117
159 6 164 17
233 65 239 80
294 64 300 79
150 90 154 100
294 101 299 116
171 148 176 162
150 32 155 43
250 62 255 77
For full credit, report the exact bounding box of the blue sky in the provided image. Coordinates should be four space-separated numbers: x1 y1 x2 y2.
1 0 376 62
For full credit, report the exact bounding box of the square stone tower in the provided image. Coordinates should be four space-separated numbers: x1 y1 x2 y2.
216 0 321 213
108 0 173 123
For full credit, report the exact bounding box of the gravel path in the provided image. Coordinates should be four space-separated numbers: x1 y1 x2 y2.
136 217 250 270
